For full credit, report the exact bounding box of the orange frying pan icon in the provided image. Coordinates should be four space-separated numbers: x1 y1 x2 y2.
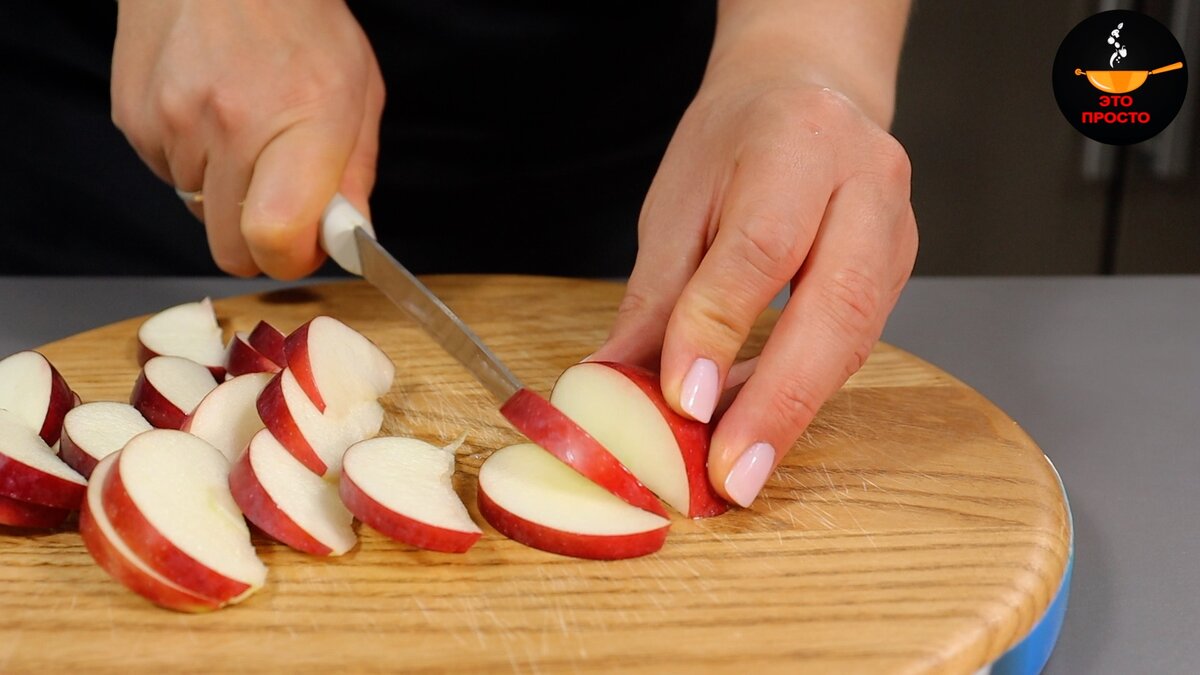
1074 61 1184 93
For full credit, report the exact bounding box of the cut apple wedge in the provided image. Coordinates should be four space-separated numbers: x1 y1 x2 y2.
0 409 87 510
551 362 728 518
182 372 272 462
284 317 394 413
0 493 70 529
226 332 281 377
247 320 287 369
257 368 383 476
339 436 480 554
478 443 670 560
137 298 227 379
80 455 221 613
230 429 356 556
59 402 152 478
500 388 666 518
101 429 266 603
0 350 74 445
131 355 219 430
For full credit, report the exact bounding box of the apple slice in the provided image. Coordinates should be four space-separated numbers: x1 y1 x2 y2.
80 455 221 613
131 355 219 430
58 402 152 478
0 493 70 529
0 350 74 445
136 298 226 379
181 372 272 462
500 388 666 517
550 362 729 518
0 409 87 510
257 368 383 476
247 321 287 368
478 443 670 560
284 317 394 413
229 429 356 556
226 332 281 377
339 436 480 553
101 429 266 603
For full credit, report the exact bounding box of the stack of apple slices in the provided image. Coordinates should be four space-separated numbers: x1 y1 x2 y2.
479 361 728 560
0 351 85 528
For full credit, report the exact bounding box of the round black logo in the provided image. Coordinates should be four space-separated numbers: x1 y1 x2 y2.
1053 10 1187 145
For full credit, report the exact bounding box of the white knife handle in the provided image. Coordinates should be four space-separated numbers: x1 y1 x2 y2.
319 193 377 276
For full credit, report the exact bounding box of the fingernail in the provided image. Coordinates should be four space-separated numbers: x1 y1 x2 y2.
724 442 776 508
680 358 719 423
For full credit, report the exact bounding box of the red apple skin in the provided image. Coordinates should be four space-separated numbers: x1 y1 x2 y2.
101 459 251 602
500 388 667 518
339 472 479 554
248 321 287 368
137 343 226 381
36 360 74 447
228 448 332 556
227 334 281 377
130 370 192 430
0 453 85 510
0 493 70 529
595 362 730 518
255 373 327 475
57 426 99 479
281 321 328 412
79 493 219 613
477 484 668 560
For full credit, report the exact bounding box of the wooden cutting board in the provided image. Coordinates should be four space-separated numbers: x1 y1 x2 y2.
0 276 1069 674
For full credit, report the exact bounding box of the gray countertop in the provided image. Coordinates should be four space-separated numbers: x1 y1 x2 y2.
1 275 1197 674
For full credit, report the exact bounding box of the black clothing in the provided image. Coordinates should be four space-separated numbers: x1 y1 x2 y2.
0 2 715 276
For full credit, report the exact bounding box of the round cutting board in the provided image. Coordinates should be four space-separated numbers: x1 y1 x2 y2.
0 276 1070 674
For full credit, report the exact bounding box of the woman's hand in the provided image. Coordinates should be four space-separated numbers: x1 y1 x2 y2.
592 0 917 508
111 0 384 278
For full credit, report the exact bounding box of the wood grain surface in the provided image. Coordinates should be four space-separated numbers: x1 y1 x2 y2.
0 276 1070 674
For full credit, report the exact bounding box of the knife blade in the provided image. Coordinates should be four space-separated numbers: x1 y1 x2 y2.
319 194 523 402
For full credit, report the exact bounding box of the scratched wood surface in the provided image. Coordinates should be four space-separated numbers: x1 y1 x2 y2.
0 276 1070 674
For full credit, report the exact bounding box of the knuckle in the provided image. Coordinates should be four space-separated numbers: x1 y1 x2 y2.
156 86 195 134
818 266 881 338
737 212 804 283
769 377 823 427
873 133 913 186
678 290 747 352
207 87 249 132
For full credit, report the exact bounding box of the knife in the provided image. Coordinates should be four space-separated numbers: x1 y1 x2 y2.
317 193 669 517
318 193 522 403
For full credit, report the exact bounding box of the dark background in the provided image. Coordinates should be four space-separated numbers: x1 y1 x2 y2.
0 1 1196 277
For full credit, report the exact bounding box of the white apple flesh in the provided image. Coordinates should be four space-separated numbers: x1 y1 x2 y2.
283 317 394 413
0 409 87 510
340 436 481 554
136 298 227 379
131 355 219 430
181 372 272 462
0 350 75 446
58 402 152 478
550 362 728 518
101 429 266 603
477 443 671 560
229 429 357 556
79 455 221 613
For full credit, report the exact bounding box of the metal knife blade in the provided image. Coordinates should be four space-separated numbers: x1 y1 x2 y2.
351 226 524 403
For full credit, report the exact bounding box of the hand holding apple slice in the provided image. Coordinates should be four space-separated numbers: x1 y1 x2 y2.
131 355 219 430
101 429 266 603
80 455 220 613
551 362 728 518
0 350 75 445
230 429 357 556
478 443 671 560
182 372 272 462
340 436 481 553
59 402 152 478
0 409 87 510
137 298 227 379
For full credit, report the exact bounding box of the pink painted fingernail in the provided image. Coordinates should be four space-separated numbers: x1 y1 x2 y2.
724 442 776 508
680 358 719 423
